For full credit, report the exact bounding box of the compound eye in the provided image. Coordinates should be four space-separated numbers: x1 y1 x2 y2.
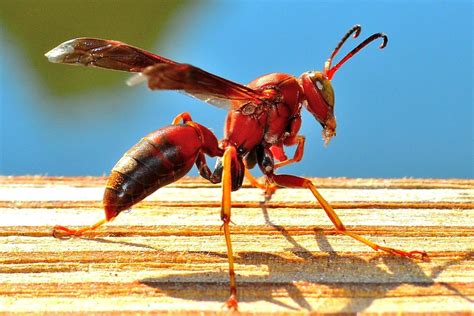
304 71 335 109
313 76 334 108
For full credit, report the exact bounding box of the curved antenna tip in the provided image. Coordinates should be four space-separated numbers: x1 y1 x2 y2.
326 31 389 80
324 24 363 74
353 24 362 38
379 33 388 49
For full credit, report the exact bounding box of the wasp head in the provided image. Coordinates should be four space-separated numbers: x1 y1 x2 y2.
301 71 336 145
300 25 387 145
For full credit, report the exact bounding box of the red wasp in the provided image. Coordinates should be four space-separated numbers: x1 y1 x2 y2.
46 25 427 309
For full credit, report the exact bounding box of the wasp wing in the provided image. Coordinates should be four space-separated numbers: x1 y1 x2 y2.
128 63 264 110
46 38 264 111
46 37 176 72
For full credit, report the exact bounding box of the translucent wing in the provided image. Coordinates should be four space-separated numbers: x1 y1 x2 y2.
46 38 264 111
128 63 264 110
45 37 176 72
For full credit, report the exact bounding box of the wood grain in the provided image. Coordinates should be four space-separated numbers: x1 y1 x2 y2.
0 176 472 314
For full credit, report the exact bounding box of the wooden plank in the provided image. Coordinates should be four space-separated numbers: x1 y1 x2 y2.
0 176 473 314
1 176 472 189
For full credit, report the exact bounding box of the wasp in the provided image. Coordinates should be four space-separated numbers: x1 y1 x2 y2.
46 25 427 309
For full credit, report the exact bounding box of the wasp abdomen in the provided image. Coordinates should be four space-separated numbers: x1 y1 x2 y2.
103 124 202 219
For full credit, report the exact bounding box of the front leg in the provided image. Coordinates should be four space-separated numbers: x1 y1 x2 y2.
272 114 304 169
273 135 305 169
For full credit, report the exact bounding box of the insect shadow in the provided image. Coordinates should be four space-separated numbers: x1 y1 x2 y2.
139 203 471 312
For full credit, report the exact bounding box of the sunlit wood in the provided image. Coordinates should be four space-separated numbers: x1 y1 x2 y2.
0 176 472 314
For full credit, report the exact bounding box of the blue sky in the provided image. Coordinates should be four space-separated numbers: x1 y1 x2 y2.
0 1 472 178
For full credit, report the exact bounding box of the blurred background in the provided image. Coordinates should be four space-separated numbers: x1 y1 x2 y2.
0 0 472 179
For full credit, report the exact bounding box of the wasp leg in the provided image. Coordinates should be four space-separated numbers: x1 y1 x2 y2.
174 111 237 304
245 135 305 200
274 135 305 169
172 112 223 184
53 112 222 239
271 113 303 170
244 168 277 200
221 146 238 310
171 112 193 125
243 147 277 199
244 168 265 190
53 218 109 239
271 174 428 260
257 146 428 261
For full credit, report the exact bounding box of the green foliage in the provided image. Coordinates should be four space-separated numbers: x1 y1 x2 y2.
0 0 191 96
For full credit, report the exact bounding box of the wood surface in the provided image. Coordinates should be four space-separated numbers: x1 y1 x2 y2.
0 176 472 315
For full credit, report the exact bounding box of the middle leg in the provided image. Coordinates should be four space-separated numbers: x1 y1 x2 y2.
270 174 428 260
256 146 428 260
244 135 305 199
221 146 239 309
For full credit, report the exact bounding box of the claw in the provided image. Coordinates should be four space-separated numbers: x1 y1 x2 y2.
379 246 429 261
220 220 237 231
52 225 81 239
52 218 108 239
224 294 238 311
264 181 277 201
404 250 430 262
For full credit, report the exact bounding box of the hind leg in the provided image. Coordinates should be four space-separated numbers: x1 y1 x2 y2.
172 112 223 184
53 218 108 238
171 112 193 124
54 113 221 238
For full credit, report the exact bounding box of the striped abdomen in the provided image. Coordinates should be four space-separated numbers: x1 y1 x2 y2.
103 124 203 220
